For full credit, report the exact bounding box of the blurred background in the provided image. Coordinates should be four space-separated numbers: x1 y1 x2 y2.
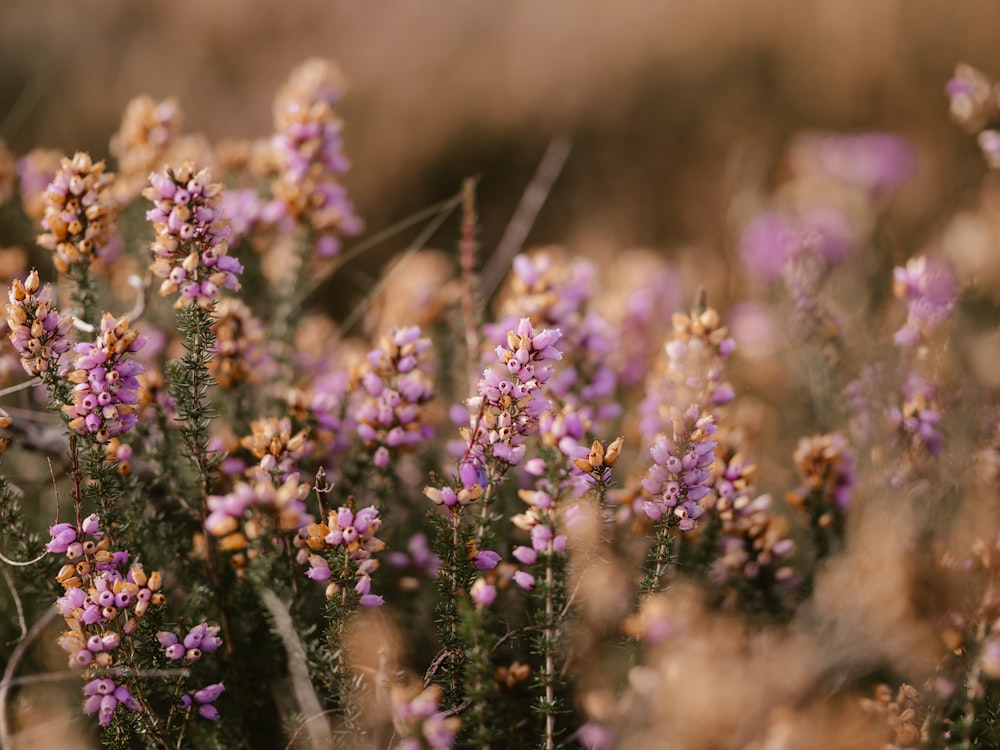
3 0 999 268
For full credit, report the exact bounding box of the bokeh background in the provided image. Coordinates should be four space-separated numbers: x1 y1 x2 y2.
3 0 1000 267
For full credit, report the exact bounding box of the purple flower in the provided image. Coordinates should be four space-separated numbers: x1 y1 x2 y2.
271 59 362 258
642 406 717 531
61 313 145 443
143 163 242 309
36 152 118 273
513 571 536 591
6 270 73 378
473 550 501 570
355 326 435 465
739 207 856 283
470 577 497 607
892 256 956 346
804 131 916 190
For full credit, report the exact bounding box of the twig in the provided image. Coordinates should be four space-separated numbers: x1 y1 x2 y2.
0 379 42 399
296 191 465 314
459 177 482 395
1 569 26 640
0 549 46 567
124 274 148 321
338 195 460 337
260 588 331 750
479 135 572 304
0 76 44 139
0 607 57 750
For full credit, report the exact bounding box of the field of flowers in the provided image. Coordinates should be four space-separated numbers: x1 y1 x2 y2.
3 5 1000 750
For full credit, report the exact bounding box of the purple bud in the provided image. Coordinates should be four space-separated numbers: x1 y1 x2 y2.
513 546 537 565
513 571 536 591
474 550 501 570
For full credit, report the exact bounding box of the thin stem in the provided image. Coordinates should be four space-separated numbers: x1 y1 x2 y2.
544 540 555 750
459 177 481 396
295 192 465 313
0 608 57 750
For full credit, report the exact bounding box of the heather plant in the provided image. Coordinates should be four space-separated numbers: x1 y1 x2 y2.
6 55 1000 750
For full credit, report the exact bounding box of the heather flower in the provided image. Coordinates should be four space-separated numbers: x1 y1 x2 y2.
355 325 435 467
641 406 717 531
36 152 118 274
712 494 797 611
6 269 73 378
946 64 999 133
889 373 945 458
470 577 497 607
16 147 61 221
299 503 385 601
790 131 916 191
979 129 1000 169
83 678 141 727
51 515 166 730
240 416 311 482
144 162 242 308
210 298 274 388
892 256 956 346
738 207 856 284
205 474 312 550
179 682 225 721
787 432 856 524
158 623 222 663
61 313 145 443
495 252 620 427
386 532 440 578
457 317 561 487
391 683 460 750
639 302 734 443
302 504 383 556
110 95 183 200
271 58 362 258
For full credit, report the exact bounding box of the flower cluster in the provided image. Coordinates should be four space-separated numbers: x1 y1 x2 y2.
786 432 855 534
391 684 460 750
62 313 145 442
739 207 856 284
5 269 73 377
459 317 561 484
110 95 183 198
638 303 734 443
49 514 166 727
355 325 435 468
36 152 118 274
509 488 573 592
205 474 312 555
179 683 225 721
210 298 274 388
860 683 925 750
81 678 141 728
712 493 797 607
16 147 61 221
299 503 385 605
157 623 222 664
892 255 956 347
641 406 718 531
889 373 945 458
144 162 242 308
947 64 1000 168
239 416 311 482
496 253 619 426
271 58 362 258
